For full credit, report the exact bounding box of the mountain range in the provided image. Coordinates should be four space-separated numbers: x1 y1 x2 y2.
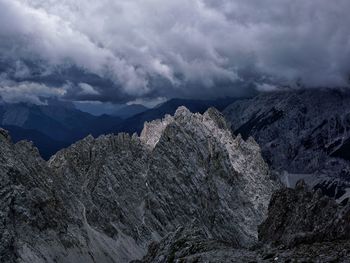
0 102 122 159
112 104 149 119
224 89 350 202
0 97 239 159
1 90 350 262
0 107 278 262
116 97 240 134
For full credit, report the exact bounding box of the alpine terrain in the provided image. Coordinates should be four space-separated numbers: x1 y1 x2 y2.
0 107 277 262
224 89 350 202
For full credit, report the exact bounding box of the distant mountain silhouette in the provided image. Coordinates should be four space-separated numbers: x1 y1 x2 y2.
112 104 148 119
0 97 242 159
2 125 69 160
0 102 122 159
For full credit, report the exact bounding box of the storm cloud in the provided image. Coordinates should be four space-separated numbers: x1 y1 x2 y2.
0 0 349 104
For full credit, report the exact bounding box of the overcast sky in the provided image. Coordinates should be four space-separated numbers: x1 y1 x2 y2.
0 0 349 105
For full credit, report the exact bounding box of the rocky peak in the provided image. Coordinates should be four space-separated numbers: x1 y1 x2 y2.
140 106 230 150
203 107 228 130
140 114 174 149
142 107 277 247
0 106 279 262
259 180 350 248
174 105 191 118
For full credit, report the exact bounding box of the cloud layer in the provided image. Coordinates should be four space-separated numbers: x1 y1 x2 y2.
0 0 350 104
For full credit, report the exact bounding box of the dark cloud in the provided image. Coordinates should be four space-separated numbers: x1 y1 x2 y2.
0 0 349 104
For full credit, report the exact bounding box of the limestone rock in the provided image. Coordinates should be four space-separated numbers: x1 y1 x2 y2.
259 180 350 247
139 182 350 263
223 89 350 201
0 106 278 262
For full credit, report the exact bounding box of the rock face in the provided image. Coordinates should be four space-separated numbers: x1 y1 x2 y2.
0 107 277 262
259 180 350 247
0 128 81 262
135 227 259 263
223 89 350 201
257 180 350 262
2 103 350 263
139 181 350 263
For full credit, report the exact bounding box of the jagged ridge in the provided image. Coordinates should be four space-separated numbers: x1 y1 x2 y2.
0 107 277 262
223 89 350 201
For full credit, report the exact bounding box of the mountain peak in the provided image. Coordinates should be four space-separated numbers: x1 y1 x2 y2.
140 114 174 149
174 105 191 118
0 104 280 262
203 107 228 130
140 106 235 150
41 105 279 261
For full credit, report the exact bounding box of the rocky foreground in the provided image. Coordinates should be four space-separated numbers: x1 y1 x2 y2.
137 181 350 262
0 106 349 262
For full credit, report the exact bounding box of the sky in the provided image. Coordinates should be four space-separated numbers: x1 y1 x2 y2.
0 0 350 107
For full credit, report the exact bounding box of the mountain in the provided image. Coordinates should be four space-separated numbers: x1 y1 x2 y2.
1 105 350 262
113 104 148 119
116 97 240 134
0 102 122 159
0 107 277 262
259 180 350 247
139 181 350 262
1 125 69 160
223 89 350 201
0 98 240 159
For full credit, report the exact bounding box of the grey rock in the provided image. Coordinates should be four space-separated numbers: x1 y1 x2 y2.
259 180 350 247
0 106 277 262
223 89 350 200
138 228 350 262
139 182 350 263
0 128 82 263
137 226 259 263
